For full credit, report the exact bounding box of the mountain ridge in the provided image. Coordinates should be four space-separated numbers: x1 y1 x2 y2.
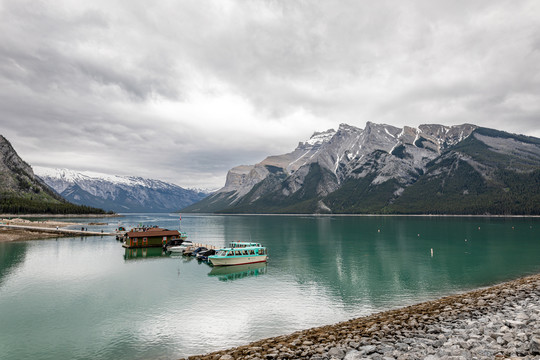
35 167 209 213
182 123 540 215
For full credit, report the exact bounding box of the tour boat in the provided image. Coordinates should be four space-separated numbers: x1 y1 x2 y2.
208 244 268 266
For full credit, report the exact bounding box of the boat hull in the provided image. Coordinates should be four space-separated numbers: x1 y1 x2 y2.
209 255 267 266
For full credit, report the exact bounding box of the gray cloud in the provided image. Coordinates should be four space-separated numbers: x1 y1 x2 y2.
1 0 539 188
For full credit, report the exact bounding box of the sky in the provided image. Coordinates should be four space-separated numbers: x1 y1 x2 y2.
1 0 539 189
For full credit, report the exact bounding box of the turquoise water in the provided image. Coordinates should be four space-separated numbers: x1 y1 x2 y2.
0 214 539 359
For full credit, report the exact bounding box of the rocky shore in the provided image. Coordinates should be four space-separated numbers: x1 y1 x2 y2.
0 218 113 242
184 274 540 360
0 218 78 242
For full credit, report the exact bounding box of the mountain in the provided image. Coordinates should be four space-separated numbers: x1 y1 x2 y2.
35 167 209 213
182 123 540 215
0 135 106 214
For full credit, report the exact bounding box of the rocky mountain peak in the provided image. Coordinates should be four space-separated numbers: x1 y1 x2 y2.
297 128 336 151
0 135 34 179
337 123 360 133
182 123 540 215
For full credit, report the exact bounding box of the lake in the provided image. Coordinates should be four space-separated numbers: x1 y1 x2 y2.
1 214 539 359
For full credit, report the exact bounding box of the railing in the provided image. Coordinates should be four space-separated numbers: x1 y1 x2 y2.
191 242 220 250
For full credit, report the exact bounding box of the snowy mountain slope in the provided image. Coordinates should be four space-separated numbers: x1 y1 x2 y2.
35 167 209 213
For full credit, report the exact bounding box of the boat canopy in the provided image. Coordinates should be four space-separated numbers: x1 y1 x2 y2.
229 242 262 248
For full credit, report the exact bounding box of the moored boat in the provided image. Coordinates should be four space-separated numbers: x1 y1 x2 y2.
167 240 193 253
208 245 267 266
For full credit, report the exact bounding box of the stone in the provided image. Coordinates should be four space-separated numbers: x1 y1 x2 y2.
395 343 409 352
327 347 346 359
506 320 526 328
343 350 364 360
531 336 540 355
358 345 377 355
502 333 514 344
219 355 233 360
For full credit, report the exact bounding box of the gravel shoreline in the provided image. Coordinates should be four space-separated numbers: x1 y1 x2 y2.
183 274 540 360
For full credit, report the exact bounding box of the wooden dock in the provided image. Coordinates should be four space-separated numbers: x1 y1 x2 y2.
191 242 220 250
0 224 117 236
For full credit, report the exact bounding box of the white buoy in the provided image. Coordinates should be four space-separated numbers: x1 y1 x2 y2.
431 248 434 257
378 229 380 233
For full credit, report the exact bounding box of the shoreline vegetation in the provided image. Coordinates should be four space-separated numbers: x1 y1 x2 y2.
182 274 540 360
0 213 120 218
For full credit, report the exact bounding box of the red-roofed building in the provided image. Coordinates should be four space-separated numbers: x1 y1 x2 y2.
122 227 186 248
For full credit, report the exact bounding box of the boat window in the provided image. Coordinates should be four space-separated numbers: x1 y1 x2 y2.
259 249 265 255
227 251 234 256
242 250 248 255
235 251 242 256
249 250 255 255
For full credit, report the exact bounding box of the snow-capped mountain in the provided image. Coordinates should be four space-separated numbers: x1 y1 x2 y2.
35 167 209 213
182 122 540 215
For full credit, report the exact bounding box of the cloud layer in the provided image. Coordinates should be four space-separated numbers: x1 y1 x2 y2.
1 0 539 188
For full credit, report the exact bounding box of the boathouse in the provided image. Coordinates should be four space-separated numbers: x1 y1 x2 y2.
122 227 182 248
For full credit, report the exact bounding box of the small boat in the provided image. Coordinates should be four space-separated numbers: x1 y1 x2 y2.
168 240 193 253
184 246 207 257
196 249 216 261
163 238 186 250
208 245 267 266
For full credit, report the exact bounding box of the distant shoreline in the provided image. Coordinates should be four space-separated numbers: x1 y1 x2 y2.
187 212 540 218
0 213 121 218
4 212 538 218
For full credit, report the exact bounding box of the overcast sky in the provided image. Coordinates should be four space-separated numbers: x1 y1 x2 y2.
1 0 539 189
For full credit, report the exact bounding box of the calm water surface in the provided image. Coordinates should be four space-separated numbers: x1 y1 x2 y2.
1 214 539 359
